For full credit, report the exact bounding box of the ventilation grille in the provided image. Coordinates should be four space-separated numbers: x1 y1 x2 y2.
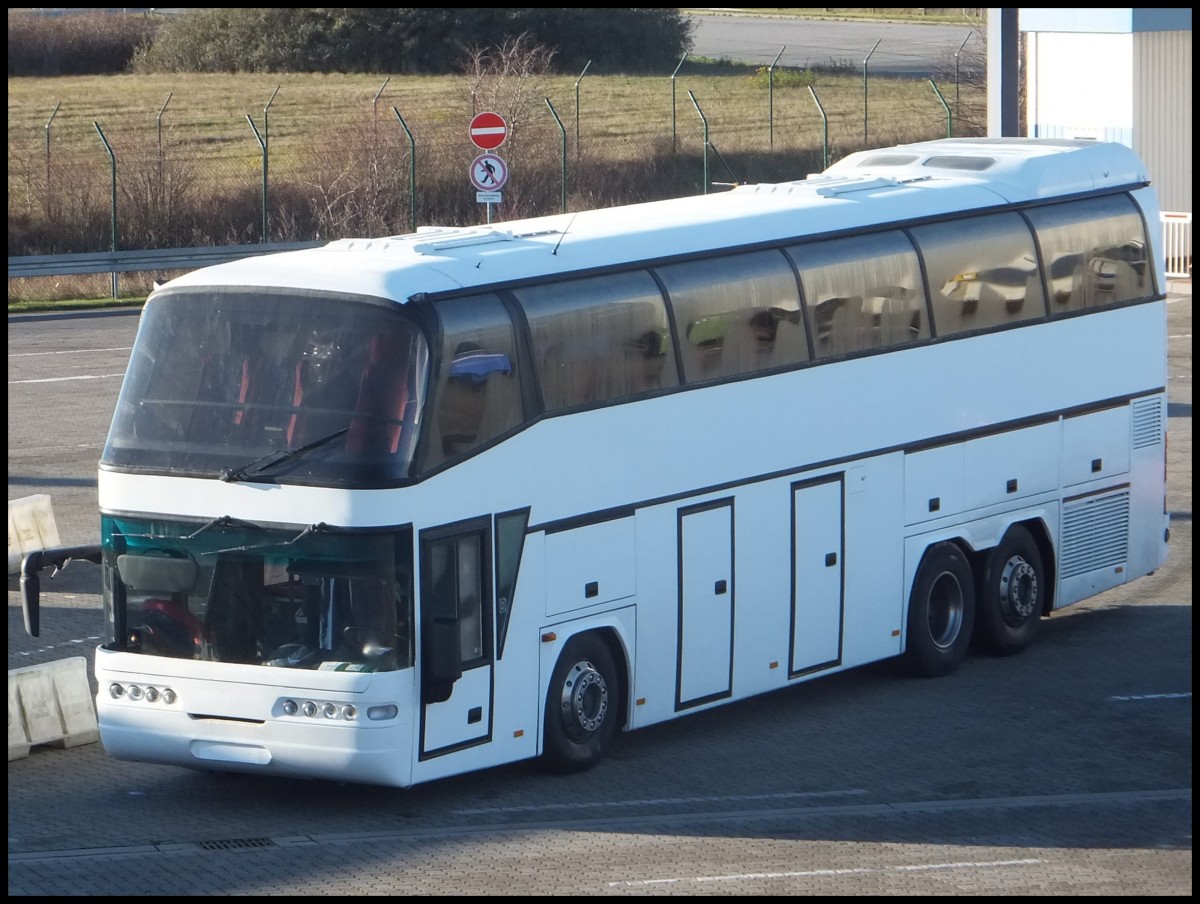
1131 398 1163 449
1061 490 1130 579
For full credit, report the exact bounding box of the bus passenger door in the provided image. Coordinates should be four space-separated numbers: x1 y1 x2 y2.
419 519 493 759
790 474 844 675
677 499 734 710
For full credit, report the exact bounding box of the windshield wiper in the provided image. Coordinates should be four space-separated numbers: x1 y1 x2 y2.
220 427 349 483
183 514 260 539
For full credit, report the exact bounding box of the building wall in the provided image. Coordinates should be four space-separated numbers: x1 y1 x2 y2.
1016 8 1191 218
1133 29 1191 214
1026 32 1133 145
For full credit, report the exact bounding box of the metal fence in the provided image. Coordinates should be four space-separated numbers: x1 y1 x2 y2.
8 65 989 259
1162 211 1192 279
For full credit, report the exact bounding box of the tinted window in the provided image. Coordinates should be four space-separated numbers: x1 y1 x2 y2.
516 270 679 412
1026 194 1154 312
910 211 1046 334
786 232 928 358
423 294 523 470
656 250 809 383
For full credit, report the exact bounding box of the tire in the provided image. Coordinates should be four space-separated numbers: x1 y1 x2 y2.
974 524 1044 656
542 633 620 774
905 541 975 677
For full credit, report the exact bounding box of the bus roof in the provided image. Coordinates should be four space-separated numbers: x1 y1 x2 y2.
162 138 1151 304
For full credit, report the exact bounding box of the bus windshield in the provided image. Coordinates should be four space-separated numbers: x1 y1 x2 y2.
103 289 430 487
102 515 414 672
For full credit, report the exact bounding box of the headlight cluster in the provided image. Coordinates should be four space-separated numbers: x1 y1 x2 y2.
109 683 176 704
280 698 358 721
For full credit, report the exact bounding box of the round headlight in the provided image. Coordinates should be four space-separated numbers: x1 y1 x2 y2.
127 685 144 700
302 701 318 717
281 699 298 716
323 702 338 719
161 688 176 705
109 683 125 699
144 687 159 702
342 704 357 720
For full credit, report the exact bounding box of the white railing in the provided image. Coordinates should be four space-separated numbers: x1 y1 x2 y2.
1161 211 1192 279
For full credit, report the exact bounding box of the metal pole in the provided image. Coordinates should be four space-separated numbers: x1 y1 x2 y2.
261 85 279 241
93 122 118 298
808 86 828 170
929 79 953 138
687 90 709 195
246 114 267 241
574 60 591 156
44 101 60 205
768 46 785 149
156 92 171 192
546 98 568 214
392 108 416 232
670 52 687 154
954 31 971 124
863 38 880 145
373 76 390 146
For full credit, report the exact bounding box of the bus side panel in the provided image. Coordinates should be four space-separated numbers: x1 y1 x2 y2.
840 454 907 669
1126 394 1170 578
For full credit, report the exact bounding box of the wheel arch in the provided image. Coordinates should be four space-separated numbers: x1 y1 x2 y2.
966 516 1057 616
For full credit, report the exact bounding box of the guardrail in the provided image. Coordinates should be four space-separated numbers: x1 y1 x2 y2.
7 241 325 280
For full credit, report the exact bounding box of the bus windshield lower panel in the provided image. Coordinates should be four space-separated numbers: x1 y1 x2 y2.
102 516 415 673
102 288 430 487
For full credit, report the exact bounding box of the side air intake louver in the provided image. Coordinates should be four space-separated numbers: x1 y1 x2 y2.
1131 398 1163 449
1060 490 1130 579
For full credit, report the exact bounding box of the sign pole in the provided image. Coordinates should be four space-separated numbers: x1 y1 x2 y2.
469 113 509 225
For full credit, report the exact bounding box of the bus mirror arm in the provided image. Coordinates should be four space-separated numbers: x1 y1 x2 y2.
20 544 103 638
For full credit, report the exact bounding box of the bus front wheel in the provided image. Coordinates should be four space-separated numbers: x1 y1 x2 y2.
975 524 1044 656
905 541 975 677
543 633 619 774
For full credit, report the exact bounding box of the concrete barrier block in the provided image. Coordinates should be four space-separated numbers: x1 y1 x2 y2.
8 656 99 761
8 493 62 575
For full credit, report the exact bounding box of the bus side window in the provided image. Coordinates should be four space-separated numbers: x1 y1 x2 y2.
788 231 927 358
1026 194 1153 313
909 211 1046 335
656 249 808 383
516 270 679 412
422 293 524 471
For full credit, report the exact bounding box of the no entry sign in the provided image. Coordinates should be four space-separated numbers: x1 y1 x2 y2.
469 111 508 150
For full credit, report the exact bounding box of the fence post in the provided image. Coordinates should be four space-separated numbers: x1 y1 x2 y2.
929 79 952 138
768 46 785 149
574 60 591 158
863 38 880 144
392 108 416 233
156 93 171 193
93 122 118 299
954 31 972 126
245 115 267 241
687 90 709 195
44 101 60 210
809 86 829 170
546 98 568 214
670 52 687 154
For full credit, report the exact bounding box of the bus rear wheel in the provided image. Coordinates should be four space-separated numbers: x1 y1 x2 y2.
543 633 619 774
975 524 1044 656
905 541 975 677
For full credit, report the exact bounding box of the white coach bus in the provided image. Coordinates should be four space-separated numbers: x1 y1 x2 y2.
21 138 1170 788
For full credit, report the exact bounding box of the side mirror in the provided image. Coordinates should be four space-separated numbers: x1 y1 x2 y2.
20 544 103 638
